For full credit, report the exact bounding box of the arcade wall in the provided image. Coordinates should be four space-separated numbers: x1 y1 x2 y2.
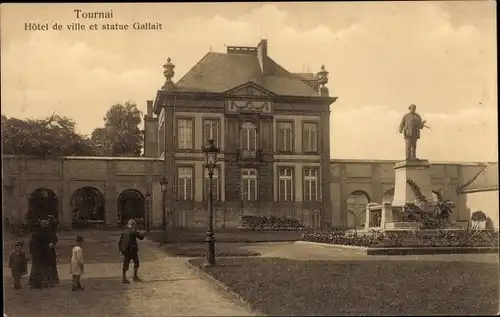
2 156 494 229
2 156 166 229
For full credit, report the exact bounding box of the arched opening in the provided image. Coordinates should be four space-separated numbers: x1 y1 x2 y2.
347 190 371 229
347 210 356 229
382 188 394 205
26 188 59 229
71 187 105 227
117 189 145 228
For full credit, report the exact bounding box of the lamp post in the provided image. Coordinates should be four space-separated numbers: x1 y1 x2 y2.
202 139 219 267
144 192 151 231
159 176 168 244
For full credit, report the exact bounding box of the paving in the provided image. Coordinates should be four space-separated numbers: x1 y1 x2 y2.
3 230 257 317
241 241 500 264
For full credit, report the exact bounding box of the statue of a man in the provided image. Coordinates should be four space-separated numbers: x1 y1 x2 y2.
399 104 427 160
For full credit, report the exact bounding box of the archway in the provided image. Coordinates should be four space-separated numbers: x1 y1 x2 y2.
71 187 105 227
26 188 59 229
347 190 371 229
382 188 394 205
117 189 145 228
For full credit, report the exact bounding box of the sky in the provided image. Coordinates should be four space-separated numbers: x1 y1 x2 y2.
1 2 497 162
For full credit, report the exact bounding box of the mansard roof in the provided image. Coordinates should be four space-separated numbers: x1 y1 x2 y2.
175 52 320 97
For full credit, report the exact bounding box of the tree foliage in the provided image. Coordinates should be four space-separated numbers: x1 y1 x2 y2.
90 102 143 156
2 113 94 157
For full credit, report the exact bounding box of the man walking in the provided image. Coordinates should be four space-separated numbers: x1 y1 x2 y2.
398 104 427 160
119 219 145 284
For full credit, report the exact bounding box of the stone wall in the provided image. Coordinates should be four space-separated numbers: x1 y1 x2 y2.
2 156 165 229
2 155 497 230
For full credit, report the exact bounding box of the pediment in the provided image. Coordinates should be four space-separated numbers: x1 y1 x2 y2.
224 82 275 97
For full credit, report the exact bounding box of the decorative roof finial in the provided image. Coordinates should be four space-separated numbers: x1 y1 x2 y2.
316 64 329 96
161 57 176 90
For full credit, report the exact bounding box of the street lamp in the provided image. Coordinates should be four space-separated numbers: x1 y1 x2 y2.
144 192 151 231
159 176 168 244
202 139 219 267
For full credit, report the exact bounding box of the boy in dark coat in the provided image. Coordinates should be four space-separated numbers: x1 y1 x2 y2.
9 241 28 289
119 219 145 283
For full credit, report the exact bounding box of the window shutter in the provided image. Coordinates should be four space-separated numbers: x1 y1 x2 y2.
278 127 284 151
204 123 211 144
241 129 248 150
250 129 256 150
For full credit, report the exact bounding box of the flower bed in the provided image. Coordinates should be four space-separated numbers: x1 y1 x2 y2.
240 216 305 231
302 229 499 248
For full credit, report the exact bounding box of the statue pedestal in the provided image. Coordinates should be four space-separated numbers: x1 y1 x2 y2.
392 159 435 207
381 159 435 231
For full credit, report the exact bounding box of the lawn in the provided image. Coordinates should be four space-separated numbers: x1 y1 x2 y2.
189 257 499 316
147 229 301 244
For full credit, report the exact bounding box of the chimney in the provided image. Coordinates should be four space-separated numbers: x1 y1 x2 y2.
257 39 268 74
146 100 153 116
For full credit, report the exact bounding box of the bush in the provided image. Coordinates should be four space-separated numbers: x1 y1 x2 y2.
301 228 499 248
241 216 305 231
400 202 455 229
471 210 487 222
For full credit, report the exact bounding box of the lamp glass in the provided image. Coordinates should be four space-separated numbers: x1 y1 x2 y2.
207 151 218 166
202 139 219 170
159 177 168 193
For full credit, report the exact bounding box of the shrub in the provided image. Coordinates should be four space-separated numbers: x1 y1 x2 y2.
471 210 487 222
241 216 305 231
400 202 455 230
301 228 499 248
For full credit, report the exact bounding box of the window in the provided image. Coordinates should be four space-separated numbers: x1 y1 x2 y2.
303 168 319 201
177 118 193 150
204 167 220 201
177 167 193 200
241 122 257 151
303 122 318 152
203 119 220 148
277 121 293 152
278 167 294 202
241 168 258 201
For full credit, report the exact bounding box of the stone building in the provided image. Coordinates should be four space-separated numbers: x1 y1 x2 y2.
2 40 498 230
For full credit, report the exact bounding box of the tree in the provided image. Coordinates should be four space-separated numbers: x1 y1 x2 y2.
90 102 143 156
2 113 94 157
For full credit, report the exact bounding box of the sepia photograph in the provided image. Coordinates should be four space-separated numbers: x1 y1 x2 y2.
1 2 498 316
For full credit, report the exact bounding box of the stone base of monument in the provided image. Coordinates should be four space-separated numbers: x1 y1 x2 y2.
384 221 421 230
376 158 435 232
392 159 434 206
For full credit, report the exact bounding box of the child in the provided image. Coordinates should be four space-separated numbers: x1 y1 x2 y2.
70 236 85 291
8 241 28 290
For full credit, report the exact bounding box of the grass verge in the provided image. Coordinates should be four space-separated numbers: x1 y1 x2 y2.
189 257 499 316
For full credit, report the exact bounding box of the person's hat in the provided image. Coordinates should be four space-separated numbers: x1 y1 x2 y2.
127 219 137 228
15 241 24 247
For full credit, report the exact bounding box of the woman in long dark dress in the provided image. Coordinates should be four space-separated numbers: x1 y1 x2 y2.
47 215 59 284
28 219 52 288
